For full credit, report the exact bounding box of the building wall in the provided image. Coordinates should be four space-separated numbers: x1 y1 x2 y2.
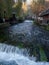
43 15 49 20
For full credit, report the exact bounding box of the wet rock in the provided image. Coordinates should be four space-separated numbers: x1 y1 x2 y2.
0 60 18 65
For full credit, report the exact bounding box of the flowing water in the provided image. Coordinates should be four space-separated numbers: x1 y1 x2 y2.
1 20 49 45
0 20 49 64
0 43 49 65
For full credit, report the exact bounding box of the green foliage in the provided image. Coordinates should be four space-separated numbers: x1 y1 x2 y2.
5 0 14 17
0 33 8 42
46 24 49 31
39 46 47 61
40 24 49 31
15 0 22 16
33 48 37 56
0 0 5 17
0 0 14 18
17 43 24 48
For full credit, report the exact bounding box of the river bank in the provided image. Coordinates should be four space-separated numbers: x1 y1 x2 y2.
0 22 10 28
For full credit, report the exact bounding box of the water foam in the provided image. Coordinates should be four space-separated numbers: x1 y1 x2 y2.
0 43 49 65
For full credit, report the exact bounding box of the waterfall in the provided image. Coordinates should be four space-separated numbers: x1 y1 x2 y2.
0 43 29 56
0 43 49 65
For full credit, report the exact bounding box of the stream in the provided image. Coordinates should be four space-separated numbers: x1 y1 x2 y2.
0 20 49 65
0 43 49 65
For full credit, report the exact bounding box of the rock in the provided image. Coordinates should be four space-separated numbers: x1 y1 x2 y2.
0 60 18 65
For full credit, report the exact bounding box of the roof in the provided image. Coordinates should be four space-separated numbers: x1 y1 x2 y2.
39 9 49 17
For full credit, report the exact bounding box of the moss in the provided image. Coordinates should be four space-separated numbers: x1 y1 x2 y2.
0 34 8 42
33 44 48 61
46 25 49 30
17 43 24 48
33 48 37 56
39 46 47 61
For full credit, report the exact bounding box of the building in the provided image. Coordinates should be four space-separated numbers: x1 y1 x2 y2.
39 9 49 25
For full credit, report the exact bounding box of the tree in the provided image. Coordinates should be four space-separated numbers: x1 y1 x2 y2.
30 0 45 15
0 0 6 17
5 0 14 18
37 0 45 4
0 0 14 18
45 0 49 9
14 0 22 16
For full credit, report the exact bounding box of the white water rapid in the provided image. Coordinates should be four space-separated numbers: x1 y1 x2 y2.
0 43 49 65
